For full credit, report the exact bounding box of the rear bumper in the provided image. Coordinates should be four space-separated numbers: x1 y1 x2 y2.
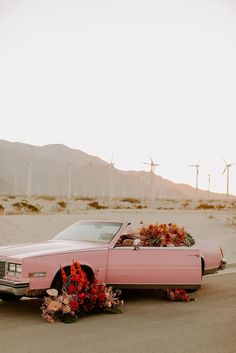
220 258 227 270
0 279 29 296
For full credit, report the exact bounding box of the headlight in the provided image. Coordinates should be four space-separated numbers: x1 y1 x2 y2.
7 263 22 275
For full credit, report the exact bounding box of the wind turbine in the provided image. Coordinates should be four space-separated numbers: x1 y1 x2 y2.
27 163 32 199
142 156 160 201
187 161 200 190
105 154 115 202
67 162 72 199
12 169 18 196
208 173 211 199
78 156 95 197
222 159 235 197
137 170 147 199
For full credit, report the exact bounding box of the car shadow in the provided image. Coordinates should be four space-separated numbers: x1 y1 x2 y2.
0 297 43 320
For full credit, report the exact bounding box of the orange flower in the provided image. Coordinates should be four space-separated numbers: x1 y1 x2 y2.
70 265 76 276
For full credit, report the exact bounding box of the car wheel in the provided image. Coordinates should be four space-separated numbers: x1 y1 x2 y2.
0 293 22 301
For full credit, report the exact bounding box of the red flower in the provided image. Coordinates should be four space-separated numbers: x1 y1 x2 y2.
97 292 106 302
78 293 85 301
68 284 76 294
72 274 81 282
70 300 79 311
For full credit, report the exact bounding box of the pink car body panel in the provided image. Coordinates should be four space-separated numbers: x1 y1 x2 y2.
0 220 226 296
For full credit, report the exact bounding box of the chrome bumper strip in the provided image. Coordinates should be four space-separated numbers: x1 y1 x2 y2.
0 279 29 296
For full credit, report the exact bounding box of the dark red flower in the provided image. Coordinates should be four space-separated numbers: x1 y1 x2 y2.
97 292 106 302
70 300 79 311
78 293 85 301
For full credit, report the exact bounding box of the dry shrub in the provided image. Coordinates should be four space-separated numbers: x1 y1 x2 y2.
182 200 191 208
88 201 108 210
225 215 236 226
196 202 215 210
12 201 41 213
37 195 56 201
134 204 147 209
215 204 225 210
56 201 67 210
120 197 141 204
208 214 215 219
75 196 95 201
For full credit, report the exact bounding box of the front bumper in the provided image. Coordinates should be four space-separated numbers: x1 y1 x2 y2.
0 279 29 296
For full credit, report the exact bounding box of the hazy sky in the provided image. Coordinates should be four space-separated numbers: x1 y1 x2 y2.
1 0 236 195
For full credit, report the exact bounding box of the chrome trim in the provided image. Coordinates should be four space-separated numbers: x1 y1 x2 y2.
0 261 6 279
108 283 201 290
0 279 29 296
220 258 227 270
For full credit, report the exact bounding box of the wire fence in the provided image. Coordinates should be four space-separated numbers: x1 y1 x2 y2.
0 209 90 216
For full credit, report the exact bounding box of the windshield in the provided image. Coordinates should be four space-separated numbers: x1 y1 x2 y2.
53 221 122 243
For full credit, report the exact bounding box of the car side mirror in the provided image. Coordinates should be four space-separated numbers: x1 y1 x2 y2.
133 239 141 250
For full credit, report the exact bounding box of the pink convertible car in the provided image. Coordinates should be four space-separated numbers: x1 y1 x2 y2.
0 220 226 300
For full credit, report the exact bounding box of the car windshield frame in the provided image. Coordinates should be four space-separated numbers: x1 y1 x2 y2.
53 221 123 244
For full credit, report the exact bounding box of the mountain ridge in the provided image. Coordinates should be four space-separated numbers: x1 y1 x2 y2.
0 139 232 199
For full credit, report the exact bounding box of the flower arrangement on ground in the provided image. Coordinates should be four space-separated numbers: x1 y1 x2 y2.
41 261 123 323
160 288 194 302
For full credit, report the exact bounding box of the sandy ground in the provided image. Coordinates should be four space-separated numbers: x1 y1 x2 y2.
0 209 236 353
0 273 235 353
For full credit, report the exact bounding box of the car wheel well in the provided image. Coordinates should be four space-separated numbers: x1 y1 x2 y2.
201 257 205 276
51 265 94 293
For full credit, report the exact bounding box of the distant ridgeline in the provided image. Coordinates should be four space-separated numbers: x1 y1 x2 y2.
0 139 230 199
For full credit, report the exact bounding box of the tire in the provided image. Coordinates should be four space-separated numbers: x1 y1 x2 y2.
0 293 22 301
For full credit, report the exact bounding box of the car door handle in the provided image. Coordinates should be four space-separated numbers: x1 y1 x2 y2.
188 254 200 257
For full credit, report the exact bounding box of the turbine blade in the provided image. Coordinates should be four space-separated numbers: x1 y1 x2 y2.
222 167 226 175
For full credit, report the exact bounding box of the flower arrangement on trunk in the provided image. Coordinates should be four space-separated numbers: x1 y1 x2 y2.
41 261 123 323
139 223 195 247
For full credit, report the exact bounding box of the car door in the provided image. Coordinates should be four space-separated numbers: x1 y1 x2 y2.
105 246 202 288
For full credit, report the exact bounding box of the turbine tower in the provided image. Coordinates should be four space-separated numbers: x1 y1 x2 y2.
208 173 211 199
222 159 235 198
143 156 160 201
81 158 94 197
27 163 32 199
106 154 115 202
67 162 72 199
187 161 200 190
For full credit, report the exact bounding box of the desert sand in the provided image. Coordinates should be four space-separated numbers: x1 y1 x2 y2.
0 206 236 353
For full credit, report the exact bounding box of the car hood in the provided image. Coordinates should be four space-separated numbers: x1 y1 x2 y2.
0 240 107 260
